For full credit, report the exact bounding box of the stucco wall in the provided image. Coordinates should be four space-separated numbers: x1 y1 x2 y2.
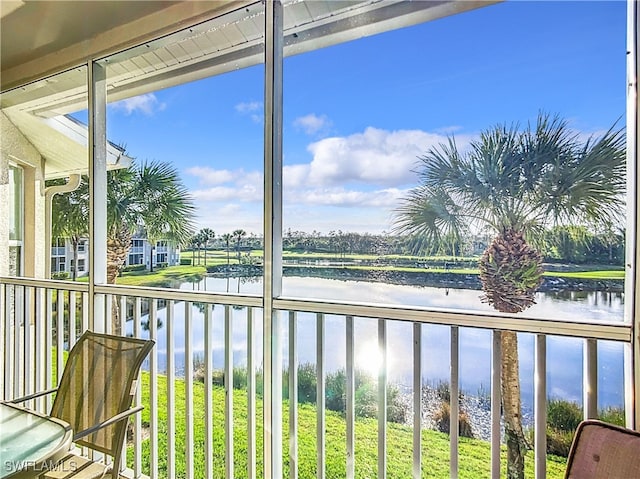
0 111 46 278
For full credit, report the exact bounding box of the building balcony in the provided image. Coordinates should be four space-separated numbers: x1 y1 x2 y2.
0 275 631 478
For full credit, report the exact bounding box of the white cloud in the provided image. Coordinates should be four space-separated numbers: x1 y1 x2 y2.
293 113 331 136
186 167 237 185
235 101 262 113
235 101 263 123
186 126 475 232
187 168 262 203
435 125 463 134
287 187 406 208
111 93 166 116
286 127 472 188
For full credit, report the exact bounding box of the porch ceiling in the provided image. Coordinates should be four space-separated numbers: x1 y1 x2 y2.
1 0 495 180
1 0 498 117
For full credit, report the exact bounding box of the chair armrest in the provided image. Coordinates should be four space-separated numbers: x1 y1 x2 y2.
7 388 58 404
73 405 144 442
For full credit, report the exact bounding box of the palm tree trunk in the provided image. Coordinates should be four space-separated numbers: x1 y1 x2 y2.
71 236 79 281
501 330 527 479
107 229 132 334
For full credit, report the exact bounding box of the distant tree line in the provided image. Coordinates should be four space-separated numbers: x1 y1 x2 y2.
187 225 624 266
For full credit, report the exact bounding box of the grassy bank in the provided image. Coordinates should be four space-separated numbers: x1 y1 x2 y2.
131 372 567 478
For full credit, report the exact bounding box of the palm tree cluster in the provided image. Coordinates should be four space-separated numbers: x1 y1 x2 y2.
51 160 195 330
191 228 215 265
395 113 625 479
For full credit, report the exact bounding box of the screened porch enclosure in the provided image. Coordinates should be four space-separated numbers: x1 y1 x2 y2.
1 1 638 478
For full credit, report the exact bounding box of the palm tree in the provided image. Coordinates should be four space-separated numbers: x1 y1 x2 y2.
232 229 247 262
51 179 88 281
105 161 195 285
222 233 232 268
199 228 215 266
394 113 625 479
190 233 202 265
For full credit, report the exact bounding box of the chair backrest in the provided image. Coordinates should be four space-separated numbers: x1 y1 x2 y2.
565 420 640 479
50 331 154 468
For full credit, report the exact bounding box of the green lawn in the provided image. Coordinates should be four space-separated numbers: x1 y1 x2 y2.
131 372 567 478
115 265 208 287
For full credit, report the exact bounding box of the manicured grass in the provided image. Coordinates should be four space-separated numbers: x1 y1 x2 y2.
116 265 207 287
130 372 567 478
544 270 625 280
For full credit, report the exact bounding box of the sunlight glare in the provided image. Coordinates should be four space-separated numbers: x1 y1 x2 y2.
357 340 385 377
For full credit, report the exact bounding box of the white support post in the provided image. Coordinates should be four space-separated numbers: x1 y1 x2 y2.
225 305 234 479
346 316 355 479
317 313 326 479
288 311 298 479
412 322 422 479
88 61 108 333
583 339 598 419
263 1 284 478
247 308 257 479
450 326 459 479
625 0 640 430
378 319 387 479
534 335 547 479
491 331 501 479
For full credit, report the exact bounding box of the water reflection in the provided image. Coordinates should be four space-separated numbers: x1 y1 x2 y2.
128 276 624 409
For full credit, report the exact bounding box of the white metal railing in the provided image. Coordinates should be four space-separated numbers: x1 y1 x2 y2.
0 276 634 479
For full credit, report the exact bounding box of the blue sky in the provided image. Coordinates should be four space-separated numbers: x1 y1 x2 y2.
103 0 626 235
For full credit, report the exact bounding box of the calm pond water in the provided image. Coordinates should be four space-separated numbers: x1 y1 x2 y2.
131 275 625 409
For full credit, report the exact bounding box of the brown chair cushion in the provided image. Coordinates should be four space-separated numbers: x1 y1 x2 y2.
565 420 640 479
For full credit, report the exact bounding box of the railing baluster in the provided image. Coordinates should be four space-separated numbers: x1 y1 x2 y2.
247 307 256 479
346 315 355 479
584 338 598 419
14 285 23 398
205 303 214 479
317 313 325 479
491 331 501 479
149 299 159 479
413 322 422 479
185 301 194 479
118 295 127 337
23 286 32 404
167 300 176 479
134 297 142 479
56 288 64 383
378 319 387 479
105 294 113 335
45 289 53 410
450 326 459 479
3 284 12 400
0 284 6 401
535 334 547 479
225 305 234 479
69 291 77 349
289 311 298 479
34 287 45 413
82 292 89 333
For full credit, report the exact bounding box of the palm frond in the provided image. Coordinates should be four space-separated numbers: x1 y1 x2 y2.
393 185 466 249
